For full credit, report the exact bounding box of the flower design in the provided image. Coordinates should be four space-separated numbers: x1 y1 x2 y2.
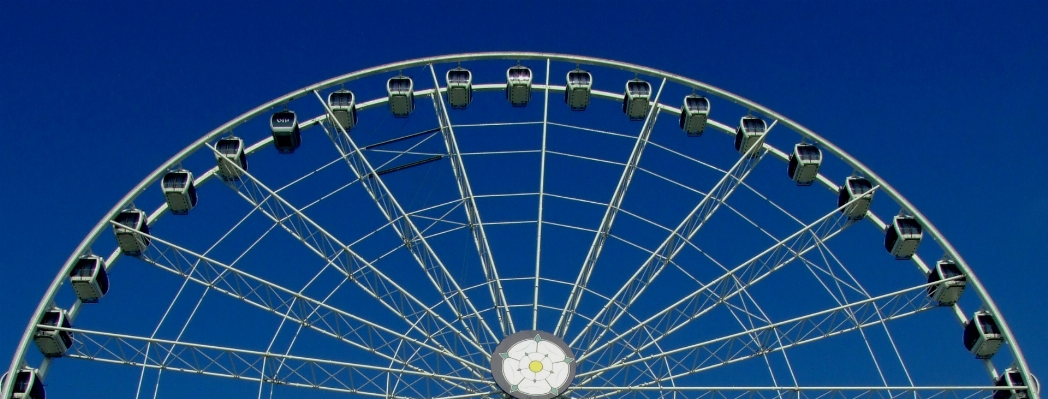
497 334 574 396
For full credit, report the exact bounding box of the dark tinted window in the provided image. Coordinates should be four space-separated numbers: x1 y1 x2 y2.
940 263 963 278
797 145 821 161
897 218 922 235
686 97 709 112
163 172 188 189
448 69 471 84
848 178 873 194
15 371 30 391
115 211 141 227
71 259 97 278
41 311 60 326
217 139 242 155
628 81 651 96
509 67 531 80
389 78 411 92
978 315 1001 334
330 92 354 107
742 118 766 134
569 72 591 85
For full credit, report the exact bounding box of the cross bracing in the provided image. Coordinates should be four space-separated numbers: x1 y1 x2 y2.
7 54 1033 399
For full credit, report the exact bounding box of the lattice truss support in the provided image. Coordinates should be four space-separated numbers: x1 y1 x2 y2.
428 64 515 337
209 143 497 360
205 144 491 372
48 326 494 399
556 78 668 338
577 186 880 378
312 90 498 348
570 121 778 354
573 278 955 393
571 386 1014 399
111 222 487 394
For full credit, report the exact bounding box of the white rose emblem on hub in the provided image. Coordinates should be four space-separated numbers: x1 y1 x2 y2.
491 330 576 399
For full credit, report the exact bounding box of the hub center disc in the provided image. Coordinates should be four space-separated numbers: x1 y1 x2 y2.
491 330 576 399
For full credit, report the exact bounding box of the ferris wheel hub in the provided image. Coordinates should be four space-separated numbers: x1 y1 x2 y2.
491 330 576 399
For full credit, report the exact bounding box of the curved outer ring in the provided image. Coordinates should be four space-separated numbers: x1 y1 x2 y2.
4 52 1033 397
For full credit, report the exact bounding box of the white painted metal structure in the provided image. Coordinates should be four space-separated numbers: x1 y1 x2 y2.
4 53 1036 399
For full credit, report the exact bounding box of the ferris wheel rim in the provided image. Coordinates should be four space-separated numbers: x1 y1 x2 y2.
4 52 1034 398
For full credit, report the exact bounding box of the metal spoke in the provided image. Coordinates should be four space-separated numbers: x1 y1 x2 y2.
428 64 515 337
134 205 272 399
808 230 917 389
555 78 667 338
534 58 551 331
7 53 1034 399
52 325 491 398
109 223 488 379
313 90 499 348
570 385 1015 399
206 144 492 372
577 187 879 383
569 120 777 353
576 277 953 393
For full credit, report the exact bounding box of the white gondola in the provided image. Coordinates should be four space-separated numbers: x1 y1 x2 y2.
564 70 592 111
884 215 922 259
446 67 473 109
734 116 767 157
1 368 45 399
994 368 1031 399
161 170 197 215
963 310 1003 359
506 65 532 107
113 209 150 256
787 144 822 185
33 308 71 357
387 76 414 117
926 259 966 306
69 254 109 303
327 90 357 131
622 79 652 120
679 95 710 136
215 137 248 181
270 110 301 154
837 176 874 220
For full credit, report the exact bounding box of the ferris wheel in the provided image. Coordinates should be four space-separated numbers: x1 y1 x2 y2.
3 52 1038 399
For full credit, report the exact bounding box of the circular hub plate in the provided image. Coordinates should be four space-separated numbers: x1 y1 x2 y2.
491 330 576 399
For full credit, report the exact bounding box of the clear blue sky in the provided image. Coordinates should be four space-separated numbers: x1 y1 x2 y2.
1 1 1045 396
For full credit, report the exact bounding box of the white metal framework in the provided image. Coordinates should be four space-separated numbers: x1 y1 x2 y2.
4 53 1036 399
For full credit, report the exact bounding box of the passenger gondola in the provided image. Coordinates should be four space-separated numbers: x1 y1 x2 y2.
33 308 71 358
161 169 197 215
994 368 1030 399
327 90 357 131
963 310 1003 359
113 209 150 256
734 116 768 157
787 143 822 186
387 76 415 117
927 259 966 306
446 67 473 109
270 110 301 154
1 368 45 399
837 176 874 220
565 69 592 111
679 95 710 136
622 79 652 120
215 137 248 181
506 65 533 107
70 254 109 303
884 215 922 259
